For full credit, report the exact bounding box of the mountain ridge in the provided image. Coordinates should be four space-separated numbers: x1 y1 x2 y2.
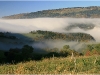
2 6 100 19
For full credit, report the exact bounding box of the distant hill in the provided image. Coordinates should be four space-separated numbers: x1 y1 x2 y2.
2 6 100 19
65 23 95 31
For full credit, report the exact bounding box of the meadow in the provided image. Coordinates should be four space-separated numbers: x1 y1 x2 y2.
0 55 100 74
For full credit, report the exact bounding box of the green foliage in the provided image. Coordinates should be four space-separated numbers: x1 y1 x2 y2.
2 44 81 63
59 45 70 57
59 45 80 57
84 43 100 56
3 45 34 63
21 45 34 60
33 30 95 42
63 45 70 50
22 45 34 54
0 32 17 39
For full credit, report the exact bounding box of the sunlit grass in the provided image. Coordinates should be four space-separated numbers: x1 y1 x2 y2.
0 55 100 74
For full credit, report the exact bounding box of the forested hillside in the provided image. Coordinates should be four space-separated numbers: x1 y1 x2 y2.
30 30 95 42
0 31 95 42
2 6 100 19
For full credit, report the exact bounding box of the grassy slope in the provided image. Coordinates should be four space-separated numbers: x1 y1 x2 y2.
22 33 43 40
0 55 100 74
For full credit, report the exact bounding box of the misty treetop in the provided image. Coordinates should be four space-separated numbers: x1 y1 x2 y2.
65 23 95 31
0 30 95 42
0 32 17 40
0 44 81 63
30 30 95 42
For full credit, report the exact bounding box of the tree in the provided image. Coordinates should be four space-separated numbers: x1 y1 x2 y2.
22 45 34 60
63 45 70 50
59 45 70 57
4 48 21 63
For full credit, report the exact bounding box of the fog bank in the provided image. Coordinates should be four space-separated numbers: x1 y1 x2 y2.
0 18 100 52
0 18 100 42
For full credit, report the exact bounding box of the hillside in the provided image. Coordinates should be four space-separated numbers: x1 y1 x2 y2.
0 56 100 74
1 5 100 74
0 31 95 51
2 6 100 19
31 30 95 41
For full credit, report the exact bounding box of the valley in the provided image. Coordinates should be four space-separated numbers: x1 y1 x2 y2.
1 6 100 74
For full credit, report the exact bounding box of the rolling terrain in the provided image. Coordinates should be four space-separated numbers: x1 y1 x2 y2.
2 6 100 19
1 6 100 74
0 31 95 51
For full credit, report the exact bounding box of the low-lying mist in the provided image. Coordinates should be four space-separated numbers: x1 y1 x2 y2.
32 40 94 53
0 18 100 52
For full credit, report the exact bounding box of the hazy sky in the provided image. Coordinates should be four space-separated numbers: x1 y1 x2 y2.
0 1 100 18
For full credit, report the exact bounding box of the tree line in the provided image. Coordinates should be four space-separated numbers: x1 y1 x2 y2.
0 44 82 64
30 30 95 42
